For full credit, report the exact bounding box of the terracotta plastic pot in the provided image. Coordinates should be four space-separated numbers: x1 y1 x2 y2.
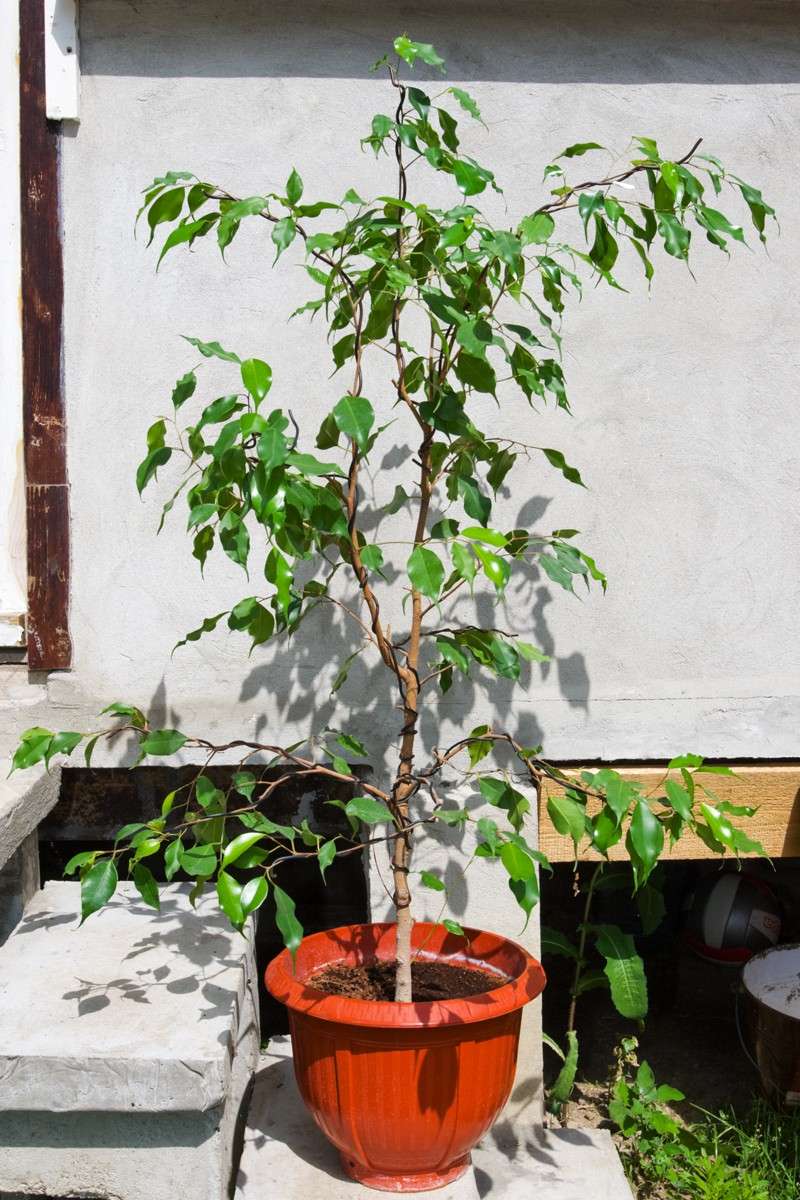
265 921 546 1192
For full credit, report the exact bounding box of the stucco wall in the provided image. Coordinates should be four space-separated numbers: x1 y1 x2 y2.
2 0 799 778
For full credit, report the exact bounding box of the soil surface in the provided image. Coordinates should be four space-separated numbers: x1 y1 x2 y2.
309 959 505 1001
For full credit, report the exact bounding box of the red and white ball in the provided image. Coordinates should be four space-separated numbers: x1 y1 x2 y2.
685 873 781 963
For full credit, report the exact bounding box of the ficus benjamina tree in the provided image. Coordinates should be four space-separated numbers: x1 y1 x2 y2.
13 37 774 1004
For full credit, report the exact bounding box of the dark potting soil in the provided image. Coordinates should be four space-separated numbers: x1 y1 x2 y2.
309 959 505 1001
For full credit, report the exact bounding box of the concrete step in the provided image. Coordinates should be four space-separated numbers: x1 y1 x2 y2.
0 881 258 1200
236 1037 634 1200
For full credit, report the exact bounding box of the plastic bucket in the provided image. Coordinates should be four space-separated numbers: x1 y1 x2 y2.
741 942 800 1110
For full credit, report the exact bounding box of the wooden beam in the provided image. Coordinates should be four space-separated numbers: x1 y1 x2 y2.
19 0 72 670
539 762 800 862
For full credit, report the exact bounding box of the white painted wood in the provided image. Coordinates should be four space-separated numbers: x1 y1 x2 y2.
44 0 80 122
0 2 26 648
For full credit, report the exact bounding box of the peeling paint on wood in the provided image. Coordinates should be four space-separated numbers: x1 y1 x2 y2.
19 0 71 669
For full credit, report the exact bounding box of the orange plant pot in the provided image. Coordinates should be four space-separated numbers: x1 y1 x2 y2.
265 921 546 1193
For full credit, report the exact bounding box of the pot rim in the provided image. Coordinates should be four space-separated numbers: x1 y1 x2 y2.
265 920 546 1028
741 940 800 1024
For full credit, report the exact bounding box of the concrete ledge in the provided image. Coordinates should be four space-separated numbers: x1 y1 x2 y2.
0 881 257 1112
0 762 61 872
236 1038 633 1200
0 881 259 1200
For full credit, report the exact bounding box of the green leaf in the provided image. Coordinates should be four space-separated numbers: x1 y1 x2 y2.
547 794 587 849
593 924 648 1020
217 870 244 928
627 799 664 886
520 212 555 244
241 876 269 916
241 358 273 404
146 186 184 244
287 451 344 476
336 731 368 757
420 870 445 891
442 918 466 937
222 832 265 868
285 168 304 206
657 213 690 260
454 351 496 394
549 1030 579 1108
541 926 579 959
541 447 585 487
451 541 477 585
345 795 394 826
272 216 297 260
636 883 666 935
473 545 510 593
480 777 531 833
516 641 549 664
136 446 172 494
448 87 481 122
172 370 197 409
140 729 187 757
456 476 491 525
80 859 118 923
64 849 97 876
274 885 304 962
333 394 375 452
179 842 217 877
182 335 241 364
132 863 160 910
393 36 445 70
317 839 337 880
407 545 444 600
557 141 604 159
665 779 693 821
436 637 470 674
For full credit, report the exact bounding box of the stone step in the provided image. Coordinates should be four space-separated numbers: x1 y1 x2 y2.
236 1037 634 1200
0 880 258 1200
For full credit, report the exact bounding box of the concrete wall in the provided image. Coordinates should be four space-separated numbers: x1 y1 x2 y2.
2 0 799 774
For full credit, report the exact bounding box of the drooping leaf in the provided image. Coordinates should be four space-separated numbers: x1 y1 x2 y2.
593 924 648 1020
80 859 118 923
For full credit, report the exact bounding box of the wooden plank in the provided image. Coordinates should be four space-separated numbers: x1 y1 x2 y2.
19 0 72 669
538 763 800 862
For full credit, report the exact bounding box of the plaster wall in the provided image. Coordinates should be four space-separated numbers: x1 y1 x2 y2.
2 1 799 772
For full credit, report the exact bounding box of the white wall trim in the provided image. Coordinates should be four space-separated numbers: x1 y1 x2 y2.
44 0 80 123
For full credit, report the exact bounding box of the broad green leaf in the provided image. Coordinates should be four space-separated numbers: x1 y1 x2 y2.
541 926 579 959
64 849 97 876
420 870 445 891
241 358 273 403
285 168 304 206
179 842 217 877
442 918 466 937
407 545 444 600
222 832 266 868
520 212 555 244
627 799 664 886
146 186 184 244
547 793 587 849
593 924 648 1020
345 795 393 825
217 870 244 927
140 729 187 757
274 885 304 962
393 36 445 70
136 447 172 494
333 395 375 452
272 216 297 260
80 859 118 923
132 863 160 910
241 876 269 916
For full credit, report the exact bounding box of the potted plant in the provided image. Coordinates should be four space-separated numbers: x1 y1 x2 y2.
13 36 774 1192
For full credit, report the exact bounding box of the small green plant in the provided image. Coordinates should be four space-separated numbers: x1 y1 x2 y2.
609 1042 799 1199
11 37 774 1001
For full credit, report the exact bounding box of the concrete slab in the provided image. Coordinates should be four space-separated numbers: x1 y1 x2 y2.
0 880 259 1200
0 880 256 1112
236 1038 633 1200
